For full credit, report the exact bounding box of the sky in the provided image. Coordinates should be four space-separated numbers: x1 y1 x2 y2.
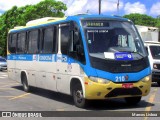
0 0 160 18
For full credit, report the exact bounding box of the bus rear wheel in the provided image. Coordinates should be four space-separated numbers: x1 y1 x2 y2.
125 96 141 105
72 84 88 108
22 73 30 92
157 82 160 86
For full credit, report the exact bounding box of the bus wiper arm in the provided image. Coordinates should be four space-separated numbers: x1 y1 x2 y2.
130 51 144 58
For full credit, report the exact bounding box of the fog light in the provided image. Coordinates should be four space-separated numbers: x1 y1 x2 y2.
153 64 157 69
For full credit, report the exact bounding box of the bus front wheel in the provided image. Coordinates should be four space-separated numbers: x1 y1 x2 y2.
22 73 30 92
125 96 141 105
72 84 88 108
157 82 160 86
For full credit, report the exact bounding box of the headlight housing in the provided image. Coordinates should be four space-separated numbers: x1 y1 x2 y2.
141 75 151 82
89 77 110 84
153 63 157 69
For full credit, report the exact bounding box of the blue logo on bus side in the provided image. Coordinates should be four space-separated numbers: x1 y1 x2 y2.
39 54 52 62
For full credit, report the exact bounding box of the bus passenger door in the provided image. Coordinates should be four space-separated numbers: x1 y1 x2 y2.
56 59 70 94
56 23 71 94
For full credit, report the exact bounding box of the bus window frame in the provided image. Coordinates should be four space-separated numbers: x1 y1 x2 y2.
27 29 40 54
17 32 27 54
67 21 86 65
8 33 17 54
40 25 58 54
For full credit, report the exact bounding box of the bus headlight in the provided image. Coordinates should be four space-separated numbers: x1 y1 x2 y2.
89 77 110 84
141 75 151 82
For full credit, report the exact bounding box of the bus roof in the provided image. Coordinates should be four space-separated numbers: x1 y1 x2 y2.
66 14 129 20
9 14 130 33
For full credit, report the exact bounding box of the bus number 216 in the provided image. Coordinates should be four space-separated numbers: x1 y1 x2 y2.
115 76 125 82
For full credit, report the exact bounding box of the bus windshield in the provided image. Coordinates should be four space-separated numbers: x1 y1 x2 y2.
82 20 146 59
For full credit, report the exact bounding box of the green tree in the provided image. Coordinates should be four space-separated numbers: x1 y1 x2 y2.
156 16 160 28
0 0 67 56
123 13 156 27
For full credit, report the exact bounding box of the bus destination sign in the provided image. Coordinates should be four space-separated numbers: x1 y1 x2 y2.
82 21 109 27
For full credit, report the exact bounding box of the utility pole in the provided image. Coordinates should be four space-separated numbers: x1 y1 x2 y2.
117 0 119 15
99 0 101 15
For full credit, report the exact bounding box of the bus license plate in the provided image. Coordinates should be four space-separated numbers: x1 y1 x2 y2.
122 83 133 88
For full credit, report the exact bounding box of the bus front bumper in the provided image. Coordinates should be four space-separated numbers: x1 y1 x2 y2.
84 76 151 100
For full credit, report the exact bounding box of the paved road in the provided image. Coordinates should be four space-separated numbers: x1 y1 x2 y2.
0 71 160 120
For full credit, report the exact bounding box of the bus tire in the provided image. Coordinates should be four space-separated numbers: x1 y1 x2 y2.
157 82 160 86
22 73 30 92
72 83 88 108
125 96 141 105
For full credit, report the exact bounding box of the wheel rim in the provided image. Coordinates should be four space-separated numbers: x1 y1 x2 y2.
75 90 83 104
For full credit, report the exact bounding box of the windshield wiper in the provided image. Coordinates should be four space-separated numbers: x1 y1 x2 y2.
131 51 144 58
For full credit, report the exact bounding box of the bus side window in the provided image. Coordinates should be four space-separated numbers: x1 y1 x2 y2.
17 32 26 54
28 30 39 54
9 33 17 53
69 22 86 64
42 27 55 53
61 25 70 55
74 31 86 64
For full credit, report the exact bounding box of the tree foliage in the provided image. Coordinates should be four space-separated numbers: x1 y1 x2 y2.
123 13 157 27
156 18 160 29
0 0 67 56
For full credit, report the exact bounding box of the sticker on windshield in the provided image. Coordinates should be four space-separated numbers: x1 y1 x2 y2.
115 52 133 60
104 52 115 59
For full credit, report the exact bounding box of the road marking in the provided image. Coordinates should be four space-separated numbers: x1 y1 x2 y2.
0 83 19 87
0 73 7 75
0 96 15 98
56 109 65 111
0 82 17 85
0 77 7 79
144 88 158 120
9 93 30 100
0 74 7 76
0 88 14 90
0 74 8 79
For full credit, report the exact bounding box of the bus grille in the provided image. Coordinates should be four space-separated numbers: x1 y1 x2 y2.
90 56 149 73
105 87 142 98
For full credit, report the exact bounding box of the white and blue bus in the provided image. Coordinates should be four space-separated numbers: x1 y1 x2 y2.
7 15 151 108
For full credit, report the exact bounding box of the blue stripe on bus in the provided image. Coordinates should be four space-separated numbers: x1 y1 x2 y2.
7 54 75 63
7 54 33 61
7 54 56 62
